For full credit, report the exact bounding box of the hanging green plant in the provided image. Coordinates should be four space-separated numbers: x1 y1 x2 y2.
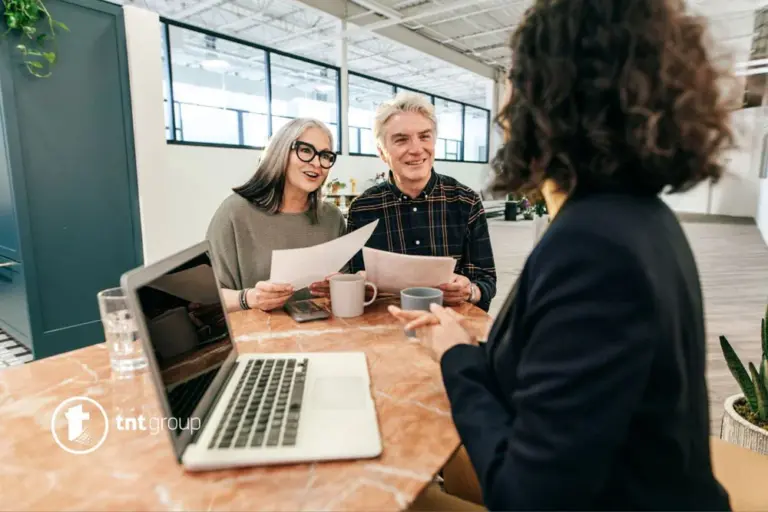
2 0 68 78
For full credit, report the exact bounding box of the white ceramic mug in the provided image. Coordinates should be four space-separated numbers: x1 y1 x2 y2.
329 274 378 318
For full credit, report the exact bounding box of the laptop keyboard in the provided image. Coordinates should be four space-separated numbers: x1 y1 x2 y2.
167 368 217 434
208 358 307 450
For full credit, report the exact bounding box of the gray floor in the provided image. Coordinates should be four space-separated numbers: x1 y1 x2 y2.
0 330 33 369
486 218 768 434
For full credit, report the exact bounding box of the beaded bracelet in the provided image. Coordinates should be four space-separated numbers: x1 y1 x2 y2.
239 289 250 310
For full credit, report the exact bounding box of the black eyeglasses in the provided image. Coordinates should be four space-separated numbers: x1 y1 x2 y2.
291 141 337 169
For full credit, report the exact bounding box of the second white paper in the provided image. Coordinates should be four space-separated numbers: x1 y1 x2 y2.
362 247 457 294
269 219 378 290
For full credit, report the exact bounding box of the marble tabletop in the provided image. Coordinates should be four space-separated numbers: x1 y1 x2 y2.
0 296 492 511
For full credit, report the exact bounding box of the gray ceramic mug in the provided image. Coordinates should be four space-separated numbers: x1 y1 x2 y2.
400 287 443 337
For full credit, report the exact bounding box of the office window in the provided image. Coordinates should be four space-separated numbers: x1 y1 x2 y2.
182 104 240 144
163 24 269 147
396 86 433 105
161 25 173 141
463 105 489 162
161 21 341 151
349 74 395 155
346 75 492 162
159 21 489 161
349 127 361 154
242 113 269 147
446 140 459 160
435 98 463 161
359 127 376 154
270 54 340 152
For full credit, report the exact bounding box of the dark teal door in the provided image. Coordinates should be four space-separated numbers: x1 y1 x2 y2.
0 0 142 357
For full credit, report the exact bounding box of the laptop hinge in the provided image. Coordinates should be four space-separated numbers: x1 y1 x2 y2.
191 360 239 444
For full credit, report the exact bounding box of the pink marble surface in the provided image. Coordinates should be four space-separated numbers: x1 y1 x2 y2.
0 297 492 511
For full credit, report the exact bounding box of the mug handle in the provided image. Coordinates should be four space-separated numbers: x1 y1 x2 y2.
363 281 378 306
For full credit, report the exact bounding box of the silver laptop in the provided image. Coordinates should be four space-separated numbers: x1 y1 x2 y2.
120 241 382 471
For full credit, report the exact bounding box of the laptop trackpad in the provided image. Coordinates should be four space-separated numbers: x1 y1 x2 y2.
310 377 367 409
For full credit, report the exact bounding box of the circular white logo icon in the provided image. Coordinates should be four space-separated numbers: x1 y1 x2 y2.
50 396 109 455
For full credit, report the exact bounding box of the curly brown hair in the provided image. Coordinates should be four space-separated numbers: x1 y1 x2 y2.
491 0 739 198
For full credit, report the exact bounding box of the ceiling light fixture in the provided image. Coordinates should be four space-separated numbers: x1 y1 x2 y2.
735 66 768 76
201 34 230 72
735 59 768 68
200 59 231 71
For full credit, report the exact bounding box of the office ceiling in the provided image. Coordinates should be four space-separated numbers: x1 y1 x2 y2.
118 0 768 109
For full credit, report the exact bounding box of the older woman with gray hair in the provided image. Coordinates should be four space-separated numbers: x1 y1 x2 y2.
206 118 345 313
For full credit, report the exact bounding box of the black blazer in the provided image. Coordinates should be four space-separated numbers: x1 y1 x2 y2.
441 193 731 511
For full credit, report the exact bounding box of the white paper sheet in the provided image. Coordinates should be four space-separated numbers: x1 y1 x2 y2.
362 247 457 294
269 220 379 290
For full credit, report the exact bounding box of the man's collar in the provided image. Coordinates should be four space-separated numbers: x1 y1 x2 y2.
387 168 438 199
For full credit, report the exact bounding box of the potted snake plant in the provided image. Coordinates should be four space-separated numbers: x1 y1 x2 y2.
719 304 768 455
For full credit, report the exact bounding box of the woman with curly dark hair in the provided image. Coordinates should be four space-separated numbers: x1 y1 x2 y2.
394 0 737 510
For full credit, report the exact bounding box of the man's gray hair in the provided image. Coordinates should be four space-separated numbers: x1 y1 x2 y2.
373 91 437 149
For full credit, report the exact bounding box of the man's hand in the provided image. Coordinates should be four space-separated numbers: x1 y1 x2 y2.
309 273 340 298
438 273 473 306
310 271 375 301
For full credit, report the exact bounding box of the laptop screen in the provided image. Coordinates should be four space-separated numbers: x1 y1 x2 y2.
134 251 233 436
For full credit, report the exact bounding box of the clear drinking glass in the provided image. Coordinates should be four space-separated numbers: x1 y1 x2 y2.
97 287 148 378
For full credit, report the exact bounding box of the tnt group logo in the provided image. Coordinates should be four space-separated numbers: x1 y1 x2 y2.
50 397 109 455
52 396 201 454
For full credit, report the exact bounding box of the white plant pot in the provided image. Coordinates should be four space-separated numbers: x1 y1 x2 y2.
721 394 768 455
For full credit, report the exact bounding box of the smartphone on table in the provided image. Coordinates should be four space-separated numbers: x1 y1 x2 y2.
284 299 330 323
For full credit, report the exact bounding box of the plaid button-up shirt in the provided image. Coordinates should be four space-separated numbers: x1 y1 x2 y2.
346 170 497 311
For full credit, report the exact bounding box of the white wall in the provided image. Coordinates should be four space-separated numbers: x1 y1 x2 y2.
123 6 492 264
659 181 712 214
712 107 765 217
124 5 168 264
644 8 762 219
758 178 768 246
157 145 489 265
658 106 765 217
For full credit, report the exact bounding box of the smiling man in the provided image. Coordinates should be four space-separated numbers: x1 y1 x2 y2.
345 92 497 312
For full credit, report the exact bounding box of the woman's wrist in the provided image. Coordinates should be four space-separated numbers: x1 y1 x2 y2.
239 288 251 310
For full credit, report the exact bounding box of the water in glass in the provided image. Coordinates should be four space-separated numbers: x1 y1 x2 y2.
98 287 148 377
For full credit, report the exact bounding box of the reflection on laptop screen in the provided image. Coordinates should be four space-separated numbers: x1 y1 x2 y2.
135 252 233 436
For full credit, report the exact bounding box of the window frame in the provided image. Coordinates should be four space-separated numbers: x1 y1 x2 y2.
461 104 492 163
161 18 342 153
347 70 491 163
160 18 492 164
347 73 395 158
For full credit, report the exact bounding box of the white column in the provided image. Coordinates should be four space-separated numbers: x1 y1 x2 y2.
487 70 503 160
758 175 768 245
123 6 171 263
336 18 349 156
